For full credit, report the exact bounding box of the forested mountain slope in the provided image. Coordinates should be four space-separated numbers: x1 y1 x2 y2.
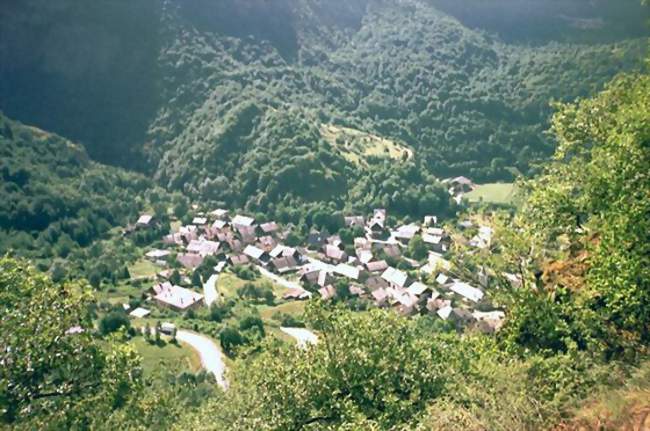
0 113 166 278
1 0 647 213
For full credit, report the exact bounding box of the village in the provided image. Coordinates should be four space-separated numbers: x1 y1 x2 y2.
123 176 512 342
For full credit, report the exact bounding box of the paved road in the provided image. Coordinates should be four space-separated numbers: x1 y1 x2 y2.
203 274 220 306
256 265 302 290
280 327 318 348
176 330 227 389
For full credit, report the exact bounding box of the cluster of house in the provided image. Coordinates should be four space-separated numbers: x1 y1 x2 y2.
131 203 505 333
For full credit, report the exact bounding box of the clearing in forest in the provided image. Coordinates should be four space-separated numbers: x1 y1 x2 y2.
320 124 413 167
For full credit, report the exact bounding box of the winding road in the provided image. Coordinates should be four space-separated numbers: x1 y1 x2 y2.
176 330 228 389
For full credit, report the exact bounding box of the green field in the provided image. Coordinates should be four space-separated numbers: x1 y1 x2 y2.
131 337 201 375
465 183 517 205
128 259 159 279
218 271 286 299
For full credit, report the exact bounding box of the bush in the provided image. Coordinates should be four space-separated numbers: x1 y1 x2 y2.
99 311 130 335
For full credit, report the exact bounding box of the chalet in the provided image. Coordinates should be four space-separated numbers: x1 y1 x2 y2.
354 237 371 250
238 225 257 243
365 275 389 291
317 270 333 288
393 224 420 243
307 230 326 249
449 280 484 303
257 235 277 252
232 215 255 229
319 285 336 301
153 283 204 311
192 216 208 226
243 245 269 264
394 290 419 316
427 297 450 313
269 245 301 261
270 256 299 274
227 238 244 253
356 249 373 264
163 233 183 245
423 215 438 227
444 176 474 194
228 254 250 266
259 221 280 236
371 288 389 306
327 235 344 249
472 310 505 334
437 304 453 320
210 209 229 220
324 244 348 264
365 260 388 273
381 267 409 289
334 263 360 281
450 308 475 328
407 281 429 296
212 219 229 230
157 269 174 281
344 216 365 228
283 287 312 300
187 239 221 257
300 268 320 285
435 273 450 286
160 322 177 335
349 285 365 297
422 233 447 253
383 244 401 259
177 253 204 270
136 214 153 228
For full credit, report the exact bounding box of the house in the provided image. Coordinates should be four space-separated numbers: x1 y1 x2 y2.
177 253 204 270
324 244 348 264
349 285 365 297
365 260 388 274
210 209 229 220
192 216 208 226
317 270 333 288
354 237 371 250
212 219 229 230
271 256 299 274
472 310 505 334
334 263 360 281
145 249 170 261
154 283 204 311
283 287 312 300
449 308 475 327
365 275 389 291
232 215 255 228
243 245 269 264
423 215 438 227
381 267 409 289
136 214 153 228
187 239 221 257
327 235 344 249
436 304 453 320
383 244 402 259
435 273 450 286
444 176 474 194
157 322 175 335
228 254 250 266
270 245 301 261
427 297 450 313
259 222 280 236
238 225 257 243
393 224 420 243
257 235 277 252
319 285 336 301
407 281 429 296
307 230 327 249
371 288 389 306
422 233 447 253
357 249 373 264
449 280 484 303
393 290 419 315
344 216 365 228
